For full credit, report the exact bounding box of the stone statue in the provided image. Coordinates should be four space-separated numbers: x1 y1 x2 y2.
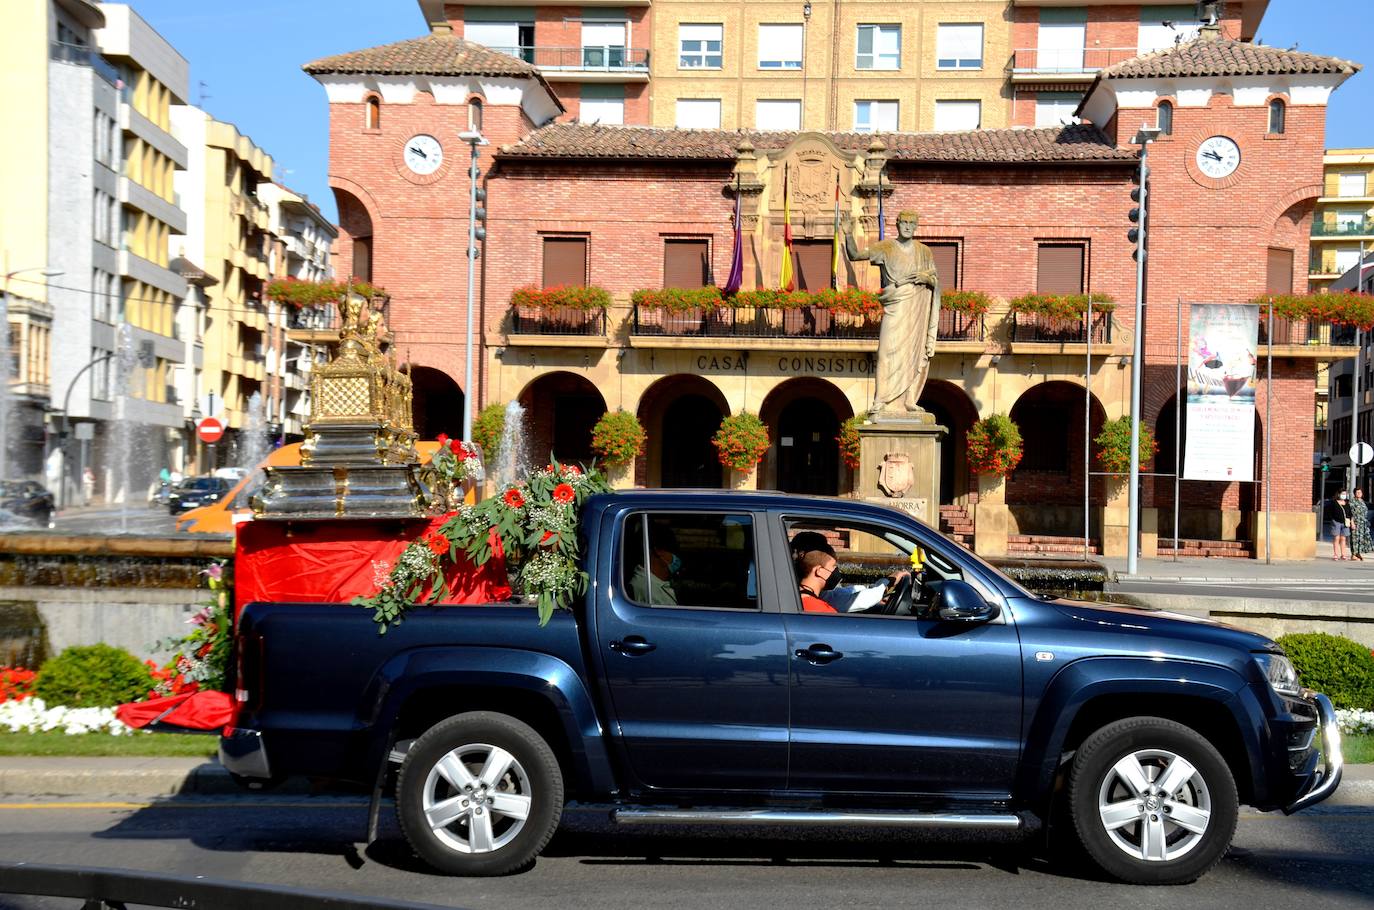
843 210 942 419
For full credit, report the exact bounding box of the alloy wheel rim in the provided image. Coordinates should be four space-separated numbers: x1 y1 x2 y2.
1097 748 1212 863
422 742 533 854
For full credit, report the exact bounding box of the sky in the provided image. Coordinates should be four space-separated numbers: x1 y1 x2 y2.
120 0 1374 226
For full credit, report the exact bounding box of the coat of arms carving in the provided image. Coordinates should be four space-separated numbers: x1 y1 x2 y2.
876 453 914 498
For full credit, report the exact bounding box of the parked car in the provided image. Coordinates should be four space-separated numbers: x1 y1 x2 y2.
0 481 55 527
223 490 1341 884
167 476 231 515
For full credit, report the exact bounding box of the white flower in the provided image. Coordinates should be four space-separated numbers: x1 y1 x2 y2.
0 697 143 736
1336 708 1374 736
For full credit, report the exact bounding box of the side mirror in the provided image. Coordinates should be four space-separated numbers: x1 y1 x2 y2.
935 579 1000 623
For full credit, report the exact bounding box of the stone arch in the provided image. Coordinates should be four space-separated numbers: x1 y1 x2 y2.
517 370 607 467
635 374 730 488
918 379 980 506
1006 380 1109 535
330 181 378 283
758 377 854 495
410 366 463 442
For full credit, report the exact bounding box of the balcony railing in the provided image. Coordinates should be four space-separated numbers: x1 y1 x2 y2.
1010 47 1138 75
488 45 650 72
1258 317 1359 347
50 42 121 86
1312 218 1374 237
632 305 881 339
511 306 607 336
1010 311 1112 344
937 310 984 342
287 305 339 332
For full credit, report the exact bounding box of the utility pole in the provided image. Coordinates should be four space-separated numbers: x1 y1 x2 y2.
1127 125 1161 576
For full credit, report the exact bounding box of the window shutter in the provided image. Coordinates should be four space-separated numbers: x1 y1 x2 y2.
543 237 588 287
793 240 833 291
1036 244 1084 294
927 243 958 289
353 236 373 282
1266 247 1293 295
664 239 710 288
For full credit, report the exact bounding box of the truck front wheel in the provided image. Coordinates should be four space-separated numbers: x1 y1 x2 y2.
1068 716 1238 885
397 711 564 876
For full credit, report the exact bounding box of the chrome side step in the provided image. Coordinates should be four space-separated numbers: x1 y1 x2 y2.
612 808 1022 829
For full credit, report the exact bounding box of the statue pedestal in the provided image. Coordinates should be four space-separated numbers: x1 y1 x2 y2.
855 416 945 526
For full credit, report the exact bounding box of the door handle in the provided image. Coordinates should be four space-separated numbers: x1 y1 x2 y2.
795 643 844 665
610 636 657 656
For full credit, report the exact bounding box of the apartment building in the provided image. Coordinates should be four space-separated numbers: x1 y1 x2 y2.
171 107 275 467
417 1 1265 131
1309 148 1374 289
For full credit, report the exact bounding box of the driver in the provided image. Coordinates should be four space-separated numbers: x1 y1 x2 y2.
790 528 912 612
794 549 839 614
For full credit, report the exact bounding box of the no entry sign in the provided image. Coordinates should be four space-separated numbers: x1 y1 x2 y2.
197 417 225 444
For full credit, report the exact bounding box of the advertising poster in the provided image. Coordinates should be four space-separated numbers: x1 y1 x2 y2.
1182 304 1259 482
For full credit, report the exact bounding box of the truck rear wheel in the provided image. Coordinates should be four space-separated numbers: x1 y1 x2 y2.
1068 716 1238 885
397 711 564 876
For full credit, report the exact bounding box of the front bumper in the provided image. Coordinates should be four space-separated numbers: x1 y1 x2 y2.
1283 692 1343 814
219 727 273 780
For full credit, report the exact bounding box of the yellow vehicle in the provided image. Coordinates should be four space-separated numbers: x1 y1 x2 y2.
176 441 448 533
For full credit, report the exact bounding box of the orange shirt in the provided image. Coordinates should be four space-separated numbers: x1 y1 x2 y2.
800 592 837 613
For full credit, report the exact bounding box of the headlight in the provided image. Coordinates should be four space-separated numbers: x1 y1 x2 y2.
1254 653 1302 697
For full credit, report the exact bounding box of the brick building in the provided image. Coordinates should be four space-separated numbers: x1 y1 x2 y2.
305 26 1360 559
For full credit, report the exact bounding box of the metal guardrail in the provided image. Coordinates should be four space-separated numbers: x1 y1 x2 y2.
0 862 464 910
1258 316 1359 347
937 310 984 342
1009 47 1137 74
288 304 340 332
1010 310 1112 343
632 304 881 339
487 45 650 71
511 305 607 336
50 42 122 86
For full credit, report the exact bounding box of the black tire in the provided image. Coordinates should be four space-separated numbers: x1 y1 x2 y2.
1068 716 1238 885
396 711 563 876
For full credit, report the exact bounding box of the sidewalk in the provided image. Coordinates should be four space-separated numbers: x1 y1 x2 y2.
0 757 1369 804
1098 554 1374 584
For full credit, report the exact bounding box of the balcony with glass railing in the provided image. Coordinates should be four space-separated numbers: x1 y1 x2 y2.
1312 217 1374 238
488 45 650 77
1009 47 1138 79
50 42 121 86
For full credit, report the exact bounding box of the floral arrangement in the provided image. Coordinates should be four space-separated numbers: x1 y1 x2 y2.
837 415 864 470
473 403 506 465
0 667 36 703
1250 291 1374 329
511 285 612 311
732 288 814 310
967 414 1024 477
265 277 386 309
712 412 771 473
631 286 724 313
1094 417 1158 475
357 462 612 630
421 434 484 510
0 698 137 735
591 410 646 467
148 561 233 697
811 288 884 317
941 290 994 317
1009 292 1115 319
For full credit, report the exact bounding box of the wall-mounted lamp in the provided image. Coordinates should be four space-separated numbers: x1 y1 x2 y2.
803 2 812 20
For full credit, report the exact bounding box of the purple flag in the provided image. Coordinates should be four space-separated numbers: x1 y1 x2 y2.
723 175 743 294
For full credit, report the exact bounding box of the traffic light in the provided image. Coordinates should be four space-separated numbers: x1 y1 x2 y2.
468 172 487 260
474 187 487 242
1129 160 1149 262
1322 456 1332 474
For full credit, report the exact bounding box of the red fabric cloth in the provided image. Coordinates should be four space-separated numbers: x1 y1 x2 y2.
800 592 837 613
234 517 509 618
116 690 237 732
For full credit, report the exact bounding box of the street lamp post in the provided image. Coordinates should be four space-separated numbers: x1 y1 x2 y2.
56 352 113 510
458 129 489 444
1 266 64 483
1126 125 1161 576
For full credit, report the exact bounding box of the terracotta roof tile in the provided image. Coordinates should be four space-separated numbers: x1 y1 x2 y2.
499 123 1138 164
1101 37 1359 80
303 35 539 78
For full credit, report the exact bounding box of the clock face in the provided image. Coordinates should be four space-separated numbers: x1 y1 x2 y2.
1195 135 1241 179
403 135 443 175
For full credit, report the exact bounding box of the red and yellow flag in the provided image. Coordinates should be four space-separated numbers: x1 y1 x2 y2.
780 162 795 291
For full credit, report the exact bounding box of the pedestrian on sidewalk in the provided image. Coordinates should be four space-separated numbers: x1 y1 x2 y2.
1352 488 1372 561
1326 490 1353 560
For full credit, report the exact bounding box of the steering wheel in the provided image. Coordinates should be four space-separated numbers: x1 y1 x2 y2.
877 573 914 616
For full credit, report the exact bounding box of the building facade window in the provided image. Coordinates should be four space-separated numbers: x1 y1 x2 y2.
856 24 901 70
926 242 959 288
579 86 624 125
755 100 801 131
464 18 534 57
1035 92 1082 127
936 24 982 69
1037 9 1086 72
365 96 380 129
1266 247 1293 294
758 24 803 69
468 97 483 132
933 100 980 131
1268 98 1286 135
1156 100 1174 135
1338 172 1369 197
542 236 588 287
663 239 710 288
676 98 721 128
853 100 898 133
1037 243 1085 294
679 24 723 69
1138 5 1202 54
581 21 629 69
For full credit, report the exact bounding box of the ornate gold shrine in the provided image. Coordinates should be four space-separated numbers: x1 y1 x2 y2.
253 293 426 518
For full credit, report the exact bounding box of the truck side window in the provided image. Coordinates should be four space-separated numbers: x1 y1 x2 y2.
621 512 758 610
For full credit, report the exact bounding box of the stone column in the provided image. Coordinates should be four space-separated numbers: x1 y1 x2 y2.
973 472 1011 557
730 467 758 491
855 418 944 526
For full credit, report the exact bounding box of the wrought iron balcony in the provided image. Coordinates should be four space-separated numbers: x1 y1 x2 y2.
1010 311 1112 344
511 306 607 336
488 45 650 73
1312 218 1374 237
631 305 880 339
1258 317 1359 347
937 310 984 342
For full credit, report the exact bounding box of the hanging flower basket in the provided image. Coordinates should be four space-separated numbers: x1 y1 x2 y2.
967 414 1023 477
712 412 771 474
1095 417 1157 475
837 415 864 470
591 410 646 468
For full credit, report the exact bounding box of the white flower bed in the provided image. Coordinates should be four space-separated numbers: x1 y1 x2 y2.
0 698 138 736
1337 708 1374 736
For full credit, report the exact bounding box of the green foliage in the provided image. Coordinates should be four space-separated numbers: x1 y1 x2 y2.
1009 292 1115 319
265 277 386 309
510 285 612 311
34 644 154 708
591 410 646 467
712 412 771 473
837 415 864 470
1094 417 1158 475
1277 632 1374 709
1250 291 1374 330
472 403 506 464
966 414 1023 477
631 286 723 313
940 290 994 316
149 562 233 695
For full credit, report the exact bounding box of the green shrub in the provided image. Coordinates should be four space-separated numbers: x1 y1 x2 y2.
472 402 507 465
34 644 154 708
1276 632 1374 709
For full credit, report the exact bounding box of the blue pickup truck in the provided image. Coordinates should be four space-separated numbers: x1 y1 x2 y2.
222 490 1341 884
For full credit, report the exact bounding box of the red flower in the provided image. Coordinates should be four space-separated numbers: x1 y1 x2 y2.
565 464 582 475
449 438 463 454
424 533 449 556
503 488 526 509
540 530 557 546
553 483 575 504
436 433 449 448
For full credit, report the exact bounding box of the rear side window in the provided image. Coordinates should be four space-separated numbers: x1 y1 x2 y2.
621 512 757 610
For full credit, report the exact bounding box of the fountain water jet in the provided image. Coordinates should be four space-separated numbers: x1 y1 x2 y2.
493 400 530 490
